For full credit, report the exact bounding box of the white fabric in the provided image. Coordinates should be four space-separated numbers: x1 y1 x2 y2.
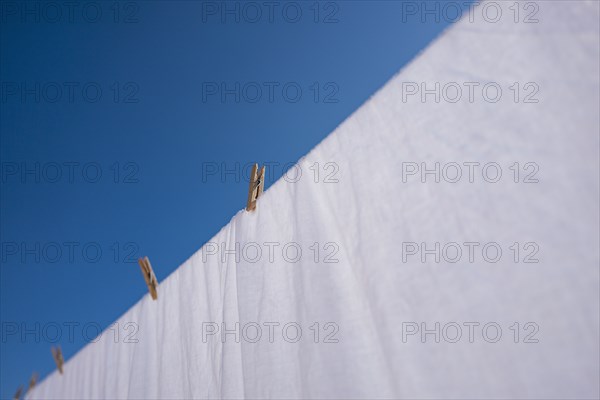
30 1 599 398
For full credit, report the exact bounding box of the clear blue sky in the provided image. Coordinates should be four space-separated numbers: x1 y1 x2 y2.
0 1 471 397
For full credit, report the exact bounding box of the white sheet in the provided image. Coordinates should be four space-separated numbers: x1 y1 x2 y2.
29 1 600 398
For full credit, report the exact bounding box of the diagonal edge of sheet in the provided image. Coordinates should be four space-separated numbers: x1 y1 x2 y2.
29 1 600 399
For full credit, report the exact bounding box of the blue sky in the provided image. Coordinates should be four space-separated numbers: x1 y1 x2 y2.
0 1 472 396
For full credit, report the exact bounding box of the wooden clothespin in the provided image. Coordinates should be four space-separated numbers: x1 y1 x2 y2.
51 346 64 374
138 256 158 300
13 385 23 400
27 372 38 393
246 163 265 212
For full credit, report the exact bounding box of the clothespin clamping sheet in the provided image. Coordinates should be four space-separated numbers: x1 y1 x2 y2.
246 163 265 212
51 346 64 375
13 385 23 400
27 372 38 393
138 256 158 300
